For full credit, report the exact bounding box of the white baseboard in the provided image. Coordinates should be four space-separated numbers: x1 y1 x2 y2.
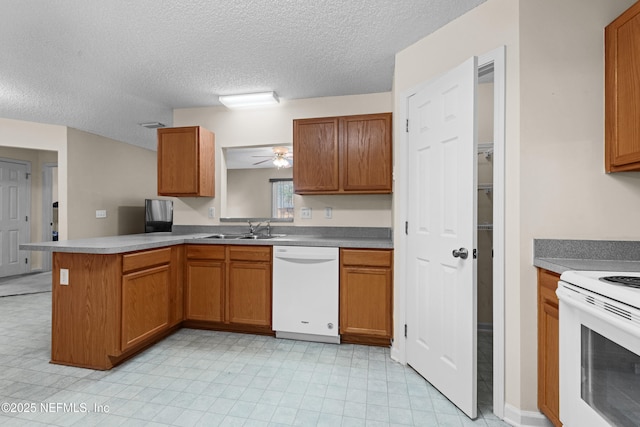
503 403 554 427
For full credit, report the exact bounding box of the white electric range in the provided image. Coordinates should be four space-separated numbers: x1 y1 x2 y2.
557 270 640 427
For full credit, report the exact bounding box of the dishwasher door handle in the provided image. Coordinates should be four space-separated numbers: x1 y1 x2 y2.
274 254 336 263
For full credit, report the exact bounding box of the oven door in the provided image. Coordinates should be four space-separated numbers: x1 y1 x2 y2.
558 282 640 427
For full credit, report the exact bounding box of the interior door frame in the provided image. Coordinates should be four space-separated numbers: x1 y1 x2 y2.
393 45 506 419
0 157 32 276
41 162 57 271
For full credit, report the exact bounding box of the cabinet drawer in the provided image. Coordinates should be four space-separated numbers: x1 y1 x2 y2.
341 249 392 268
228 245 271 262
186 245 226 260
122 248 171 273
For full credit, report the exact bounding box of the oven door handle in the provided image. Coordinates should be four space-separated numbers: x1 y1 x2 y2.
557 287 640 338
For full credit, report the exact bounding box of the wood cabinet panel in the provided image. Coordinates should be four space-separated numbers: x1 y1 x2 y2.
537 268 562 427
157 126 215 196
340 266 392 337
605 2 640 172
185 260 225 322
184 244 272 330
123 247 172 273
341 248 392 267
121 264 171 351
186 244 226 260
228 245 272 262
227 261 272 327
293 113 392 194
51 252 121 370
293 117 340 193
339 249 393 345
342 114 392 192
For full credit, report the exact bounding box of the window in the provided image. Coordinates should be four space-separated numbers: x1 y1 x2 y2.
271 179 294 219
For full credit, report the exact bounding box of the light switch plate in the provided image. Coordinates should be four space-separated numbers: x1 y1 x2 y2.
208 207 215 218
96 210 107 218
324 207 332 219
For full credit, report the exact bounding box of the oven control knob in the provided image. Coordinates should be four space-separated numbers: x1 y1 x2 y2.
452 248 469 260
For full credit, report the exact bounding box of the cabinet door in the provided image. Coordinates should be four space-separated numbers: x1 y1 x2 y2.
185 259 225 322
605 2 640 172
537 269 561 427
341 113 392 192
227 261 271 327
293 117 340 193
340 266 392 338
157 126 215 196
122 265 171 351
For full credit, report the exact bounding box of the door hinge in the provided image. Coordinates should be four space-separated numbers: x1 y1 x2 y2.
405 221 408 235
473 249 477 259
404 324 408 338
405 119 409 133
25 215 28 222
25 172 30 179
25 258 28 264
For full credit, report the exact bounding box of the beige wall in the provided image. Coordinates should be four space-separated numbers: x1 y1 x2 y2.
173 93 393 227
227 167 292 218
517 0 638 411
394 0 640 417
66 128 158 239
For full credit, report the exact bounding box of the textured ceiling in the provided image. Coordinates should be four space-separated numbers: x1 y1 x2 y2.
0 0 485 150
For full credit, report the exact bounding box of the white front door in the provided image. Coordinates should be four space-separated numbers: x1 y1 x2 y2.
406 57 478 418
0 160 30 277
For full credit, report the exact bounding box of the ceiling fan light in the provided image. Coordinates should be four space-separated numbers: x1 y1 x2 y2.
219 91 279 109
273 156 290 168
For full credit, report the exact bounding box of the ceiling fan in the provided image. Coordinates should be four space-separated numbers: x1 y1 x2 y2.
252 146 293 168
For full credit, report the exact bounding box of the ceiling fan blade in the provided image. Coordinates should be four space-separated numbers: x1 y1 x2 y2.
252 159 271 165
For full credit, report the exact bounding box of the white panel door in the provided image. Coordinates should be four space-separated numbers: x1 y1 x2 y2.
0 160 29 277
406 57 478 418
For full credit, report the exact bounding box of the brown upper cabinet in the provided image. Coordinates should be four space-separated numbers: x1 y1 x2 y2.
157 126 215 196
605 2 640 172
293 113 392 194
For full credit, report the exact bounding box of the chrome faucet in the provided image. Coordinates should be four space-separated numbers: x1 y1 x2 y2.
248 220 271 236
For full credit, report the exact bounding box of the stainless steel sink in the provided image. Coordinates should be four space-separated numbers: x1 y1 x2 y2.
203 233 286 240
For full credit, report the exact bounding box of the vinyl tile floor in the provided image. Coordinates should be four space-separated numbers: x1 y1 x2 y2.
0 281 510 426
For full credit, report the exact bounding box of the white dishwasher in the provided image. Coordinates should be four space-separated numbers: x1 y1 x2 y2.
272 246 340 344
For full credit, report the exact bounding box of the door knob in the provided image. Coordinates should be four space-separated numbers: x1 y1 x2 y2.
452 248 469 259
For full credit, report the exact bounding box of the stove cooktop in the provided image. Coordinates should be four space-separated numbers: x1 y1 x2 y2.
600 276 640 288
560 270 640 309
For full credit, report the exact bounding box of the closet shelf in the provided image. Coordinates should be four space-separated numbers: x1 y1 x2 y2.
478 183 493 194
478 142 494 160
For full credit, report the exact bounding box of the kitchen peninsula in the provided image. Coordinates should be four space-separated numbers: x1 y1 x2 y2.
21 227 393 370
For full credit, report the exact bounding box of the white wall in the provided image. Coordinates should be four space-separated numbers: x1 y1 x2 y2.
394 0 640 417
173 93 393 227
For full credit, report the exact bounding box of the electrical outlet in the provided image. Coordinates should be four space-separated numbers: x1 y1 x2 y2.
300 207 312 219
324 207 332 219
95 210 107 218
208 207 215 218
60 268 69 286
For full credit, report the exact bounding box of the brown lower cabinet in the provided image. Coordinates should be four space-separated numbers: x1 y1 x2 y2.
340 248 393 345
537 268 562 427
184 245 272 334
51 246 182 370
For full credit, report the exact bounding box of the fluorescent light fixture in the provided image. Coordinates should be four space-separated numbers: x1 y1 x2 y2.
219 91 279 109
